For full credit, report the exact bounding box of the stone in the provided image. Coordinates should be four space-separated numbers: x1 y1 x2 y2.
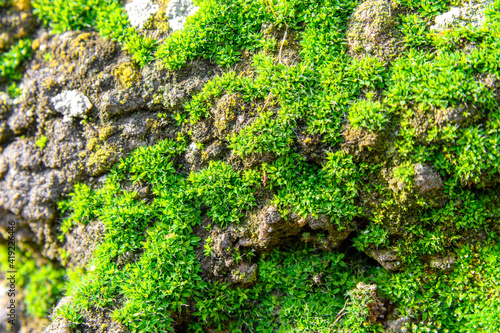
42 318 72 333
413 163 444 195
431 0 493 32
125 0 160 29
165 0 200 31
51 90 92 123
346 0 399 61
385 315 410 332
229 263 258 285
367 248 403 271
428 254 456 271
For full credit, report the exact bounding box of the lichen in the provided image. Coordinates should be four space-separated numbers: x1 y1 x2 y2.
346 0 400 61
113 62 141 89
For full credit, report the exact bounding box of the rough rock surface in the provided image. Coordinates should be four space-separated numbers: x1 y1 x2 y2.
42 318 72 333
0 2 37 53
431 0 494 31
0 29 217 260
413 163 444 195
346 0 400 61
366 248 403 271
165 0 200 31
124 0 160 29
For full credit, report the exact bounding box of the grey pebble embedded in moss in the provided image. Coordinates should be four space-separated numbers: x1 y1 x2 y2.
166 0 200 31
431 0 493 31
51 90 92 123
125 0 160 29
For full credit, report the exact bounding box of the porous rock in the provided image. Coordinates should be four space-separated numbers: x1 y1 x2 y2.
51 90 92 123
125 0 160 29
346 0 399 61
237 205 351 250
366 247 403 271
431 0 494 32
413 163 444 195
42 318 72 333
165 0 200 31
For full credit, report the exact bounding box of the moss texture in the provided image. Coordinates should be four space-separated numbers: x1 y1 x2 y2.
0 0 500 332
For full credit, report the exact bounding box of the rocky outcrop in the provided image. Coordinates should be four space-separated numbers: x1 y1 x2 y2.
0 29 216 259
346 0 400 61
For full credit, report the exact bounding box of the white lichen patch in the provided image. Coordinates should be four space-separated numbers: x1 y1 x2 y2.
125 0 160 29
165 0 200 31
431 0 494 31
51 90 92 123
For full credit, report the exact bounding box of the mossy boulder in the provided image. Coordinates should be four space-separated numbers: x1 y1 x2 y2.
346 0 400 61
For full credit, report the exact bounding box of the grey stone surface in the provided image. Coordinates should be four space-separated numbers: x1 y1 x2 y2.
51 90 92 123
431 0 494 31
125 0 160 29
414 163 444 195
165 0 200 31
0 30 216 260
367 248 403 271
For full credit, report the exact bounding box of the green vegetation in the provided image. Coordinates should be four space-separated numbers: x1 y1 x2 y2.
188 161 260 226
35 135 48 149
348 94 389 132
21 0 500 331
56 137 378 332
0 38 31 81
33 0 153 67
380 239 500 332
0 245 66 318
262 151 359 223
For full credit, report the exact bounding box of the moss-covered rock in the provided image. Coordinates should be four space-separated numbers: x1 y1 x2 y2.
1 0 500 331
346 0 400 61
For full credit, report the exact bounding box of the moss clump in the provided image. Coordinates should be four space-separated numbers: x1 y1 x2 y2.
85 143 121 176
213 93 241 136
348 93 389 132
0 38 31 81
35 134 48 149
0 245 66 319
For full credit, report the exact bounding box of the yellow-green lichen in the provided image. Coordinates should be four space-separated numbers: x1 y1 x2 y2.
346 0 400 61
113 62 141 89
213 93 241 136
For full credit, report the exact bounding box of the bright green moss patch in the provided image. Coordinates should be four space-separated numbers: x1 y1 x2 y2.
188 161 260 226
35 134 48 150
32 0 155 67
0 38 31 81
348 95 389 132
185 71 266 124
0 245 66 318
56 136 374 331
45 0 500 331
32 0 127 37
262 151 360 224
379 239 500 332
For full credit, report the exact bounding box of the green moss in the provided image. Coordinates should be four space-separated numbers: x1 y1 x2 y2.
113 62 140 89
0 245 66 318
0 38 31 80
188 160 260 226
35 134 48 150
40 0 500 331
348 93 389 132
379 239 500 332
262 151 360 225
